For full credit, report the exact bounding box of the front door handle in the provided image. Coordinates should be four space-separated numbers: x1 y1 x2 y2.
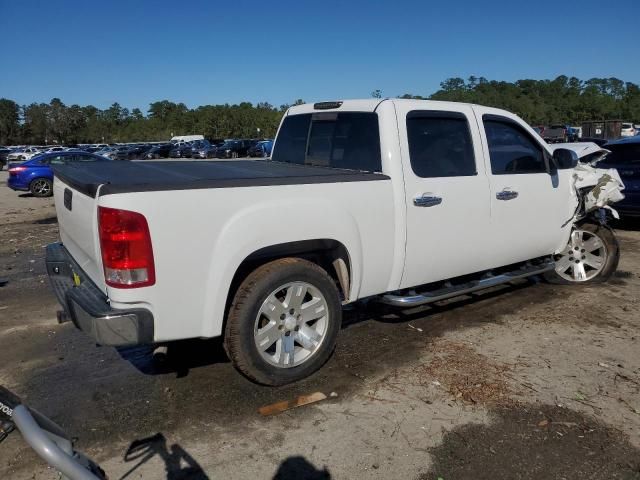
413 194 442 207
496 189 519 201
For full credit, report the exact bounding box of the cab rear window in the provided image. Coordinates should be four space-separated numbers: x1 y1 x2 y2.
272 112 382 172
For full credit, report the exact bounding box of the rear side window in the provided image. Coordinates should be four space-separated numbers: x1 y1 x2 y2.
406 111 476 177
605 144 640 164
484 118 547 174
272 112 382 172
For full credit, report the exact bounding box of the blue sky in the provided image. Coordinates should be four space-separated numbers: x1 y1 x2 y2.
1 0 638 112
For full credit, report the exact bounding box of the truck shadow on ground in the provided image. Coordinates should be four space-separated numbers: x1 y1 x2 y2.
119 278 543 379
420 404 640 480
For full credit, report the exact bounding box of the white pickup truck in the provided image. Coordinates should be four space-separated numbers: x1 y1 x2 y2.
46 99 624 385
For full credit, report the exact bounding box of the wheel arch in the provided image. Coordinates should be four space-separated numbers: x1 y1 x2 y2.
229 239 352 303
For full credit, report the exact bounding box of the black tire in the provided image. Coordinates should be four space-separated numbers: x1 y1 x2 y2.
224 258 342 386
544 222 619 284
30 178 53 197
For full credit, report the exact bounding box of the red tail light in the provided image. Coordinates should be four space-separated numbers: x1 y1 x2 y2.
8 166 26 175
98 207 155 288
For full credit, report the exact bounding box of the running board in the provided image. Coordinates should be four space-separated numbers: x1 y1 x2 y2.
380 258 555 307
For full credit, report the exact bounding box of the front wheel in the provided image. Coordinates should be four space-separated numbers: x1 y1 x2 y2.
545 222 619 284
224 258 342 385
30 178 53 197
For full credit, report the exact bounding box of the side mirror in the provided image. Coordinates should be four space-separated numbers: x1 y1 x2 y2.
552 148 579 169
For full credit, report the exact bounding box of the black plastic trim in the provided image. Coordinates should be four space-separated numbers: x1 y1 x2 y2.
98 172 390 196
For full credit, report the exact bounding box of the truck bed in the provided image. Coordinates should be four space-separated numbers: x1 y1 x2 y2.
52 160 389 198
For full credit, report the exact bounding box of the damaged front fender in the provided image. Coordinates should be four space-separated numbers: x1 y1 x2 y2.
573 163 625 219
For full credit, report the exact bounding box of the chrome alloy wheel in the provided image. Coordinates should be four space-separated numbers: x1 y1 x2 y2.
554 229 608 282
32 179 51 196
254 282 329 368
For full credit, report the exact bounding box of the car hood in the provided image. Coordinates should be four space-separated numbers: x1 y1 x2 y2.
552 142 611 162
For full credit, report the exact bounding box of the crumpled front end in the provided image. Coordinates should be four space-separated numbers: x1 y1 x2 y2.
573 163 625 220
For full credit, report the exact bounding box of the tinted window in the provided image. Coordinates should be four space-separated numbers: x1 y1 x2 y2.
271 114 311 165
406 111 476 177
272 112 381 172
605 144 640 164
484 119 547 174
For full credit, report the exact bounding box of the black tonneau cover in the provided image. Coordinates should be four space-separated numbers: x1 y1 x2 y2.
52 160 390 198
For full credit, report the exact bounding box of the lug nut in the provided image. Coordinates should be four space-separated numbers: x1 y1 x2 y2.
575 260 580 264
280 314 286 320
569 257 574 261
289 309 295 314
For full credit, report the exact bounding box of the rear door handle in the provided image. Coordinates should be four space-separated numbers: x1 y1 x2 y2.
496 190 518 201
413 194 442 207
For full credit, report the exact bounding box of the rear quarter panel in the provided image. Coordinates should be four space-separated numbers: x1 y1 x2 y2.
99 179 395 342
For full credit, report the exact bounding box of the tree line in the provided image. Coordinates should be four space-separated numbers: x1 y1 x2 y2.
401 75 640 126
1 76 638 145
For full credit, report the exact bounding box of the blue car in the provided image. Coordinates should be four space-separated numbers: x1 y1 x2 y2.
8 151 110 197
600 136 640 217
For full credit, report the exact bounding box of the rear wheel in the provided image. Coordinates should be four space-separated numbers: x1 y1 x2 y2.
30 178 53 197
544 223 619 284
224 258 342 385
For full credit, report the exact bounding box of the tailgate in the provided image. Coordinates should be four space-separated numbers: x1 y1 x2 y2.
53 177 105 291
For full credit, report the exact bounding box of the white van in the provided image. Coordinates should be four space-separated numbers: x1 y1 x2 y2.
171 135 204 144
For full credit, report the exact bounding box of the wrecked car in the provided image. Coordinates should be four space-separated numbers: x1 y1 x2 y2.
45 99 624 386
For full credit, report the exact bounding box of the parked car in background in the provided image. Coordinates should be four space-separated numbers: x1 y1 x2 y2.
8 151 110 197
192 143 218 159
7 147 42 163
95 147 119 159
145 144 174 159
42 146 68 154
620 123 636 137
169 143 193 158
0 147 12 170
542 125 576 143
189 140 211 157
107 145 131 160
116 144 152 160
599 136 640 217
247 140 274 157
215 139 255 158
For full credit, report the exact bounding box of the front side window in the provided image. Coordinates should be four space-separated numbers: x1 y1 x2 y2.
406 111 476 178
272 112 382 172
484 118 547 174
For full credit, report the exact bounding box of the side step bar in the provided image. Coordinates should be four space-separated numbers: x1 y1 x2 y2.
380 258 555 307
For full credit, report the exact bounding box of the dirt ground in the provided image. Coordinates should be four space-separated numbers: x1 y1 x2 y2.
0 169 639 479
